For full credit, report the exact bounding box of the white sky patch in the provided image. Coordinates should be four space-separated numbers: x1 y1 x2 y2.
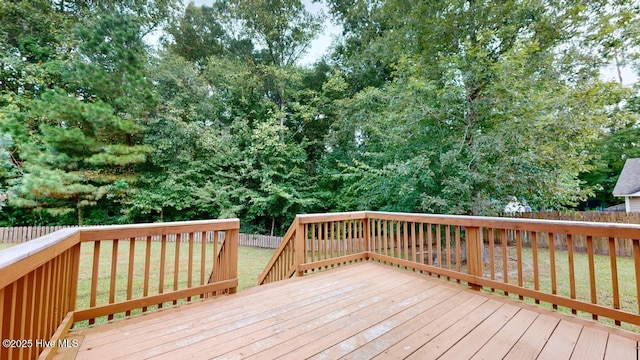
600 63 639 86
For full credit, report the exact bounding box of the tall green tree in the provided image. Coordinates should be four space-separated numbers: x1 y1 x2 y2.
324 0 640 214
1 8 160 224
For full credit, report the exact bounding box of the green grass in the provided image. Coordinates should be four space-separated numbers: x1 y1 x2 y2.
0 243 15 251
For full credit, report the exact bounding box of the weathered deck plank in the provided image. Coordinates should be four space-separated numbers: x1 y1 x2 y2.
59 262 639 360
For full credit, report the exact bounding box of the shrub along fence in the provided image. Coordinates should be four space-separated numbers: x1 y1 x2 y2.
0 226 282 249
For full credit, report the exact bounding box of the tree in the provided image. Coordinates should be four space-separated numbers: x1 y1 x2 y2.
324 0 640 214
1 10 157 224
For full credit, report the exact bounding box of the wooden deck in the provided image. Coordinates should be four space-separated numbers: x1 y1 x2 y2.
57 262 639 360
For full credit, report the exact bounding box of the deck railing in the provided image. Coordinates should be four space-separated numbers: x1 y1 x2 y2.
259 211 640 329
0 219 239 360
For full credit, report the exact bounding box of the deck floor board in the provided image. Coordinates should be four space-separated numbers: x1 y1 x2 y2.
60 262 640 360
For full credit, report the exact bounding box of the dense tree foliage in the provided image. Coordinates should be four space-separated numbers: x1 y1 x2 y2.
1 0 639 231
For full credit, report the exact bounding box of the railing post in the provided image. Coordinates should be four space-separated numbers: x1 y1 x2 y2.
466 226 483 290
68 242 81 311
296 219 305 277
228 228 239 294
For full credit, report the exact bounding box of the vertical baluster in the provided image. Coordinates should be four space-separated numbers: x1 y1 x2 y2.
516 230 523 300
427 224 433 267
143 236 151 311
633 239 640 314
173 234 181 305
325 222 330 262
586 235 597 319
8 281 19 360
446 225 451 271
213 231 218 286
382 220 388 257
549 233 557 309
89 241 100 324
401 221 407 263
27 273 38 360
419 223 425 266
531 232 539 303
347 221 352 256
20 274 29 358
186 234 193 298
352 221 357 255
43 262 52 337
567 234 576 314
59 252 68 316
311 224 316 262
501 229 509 296
358 220 363 254
489 228 495 292
609 237 620 326
52 254 61 329
373 219 382 255
108 239 119 320
304 224 313 266
159 234 167 308
126 238 135 316
35 267 45 350
436 224 442 272
455 226 461 272
392 221 398 262
200 232 206 298
412 222 417 263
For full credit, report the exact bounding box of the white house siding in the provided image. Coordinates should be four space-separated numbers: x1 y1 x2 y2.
630 197 640 212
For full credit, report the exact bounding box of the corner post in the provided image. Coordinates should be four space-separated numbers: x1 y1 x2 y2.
228 228 239 294
295 219 305 277
466 226 483 290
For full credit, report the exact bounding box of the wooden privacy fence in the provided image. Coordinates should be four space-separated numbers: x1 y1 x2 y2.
259 211 640 331
0 219 239 360
513 211 640 223
505 211 640 256
0 226 282 249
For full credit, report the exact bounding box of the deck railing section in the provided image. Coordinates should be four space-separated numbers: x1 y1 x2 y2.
0 219 238 360
258 219 298 285
0 229 80 360
260 211 640 329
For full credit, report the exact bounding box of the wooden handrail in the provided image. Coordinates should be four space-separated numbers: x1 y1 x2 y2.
263 211 640 329
0 219 239 360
